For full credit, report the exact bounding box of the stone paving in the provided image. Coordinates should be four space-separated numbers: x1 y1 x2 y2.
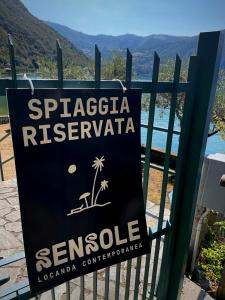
0 179 170 299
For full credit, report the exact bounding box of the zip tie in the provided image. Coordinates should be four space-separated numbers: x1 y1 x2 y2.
23 74 34 95
112 79 127 93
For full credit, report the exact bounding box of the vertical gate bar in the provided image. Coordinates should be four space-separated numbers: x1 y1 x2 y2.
142 228 153 300
7 34 17 87
124 259 132 300
93 271 97 300
56 39 63 88
155 228 171 299
93 44 100 300
126 49 132 88
149 55 181 300
66 281 71 300
143 52 160 209
157 55 181 229
169 56 199 224
133 256 142 300
51 288 56 300
80 276 85 300
114 263 121 300
104 267 110 300
166 31 224 300
95 45 101 89
156 56 199 300
0 151 4 181
121 46 133 300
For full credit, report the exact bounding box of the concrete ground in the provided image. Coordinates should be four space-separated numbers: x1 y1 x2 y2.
0 179 212 299
181 277 213 300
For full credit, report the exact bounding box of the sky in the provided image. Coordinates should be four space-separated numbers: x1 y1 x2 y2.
21 0 225 37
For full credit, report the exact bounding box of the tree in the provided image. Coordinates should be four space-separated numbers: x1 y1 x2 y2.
211 70 225 140
102 52 126 80
38 58 93 80
142 60 225 140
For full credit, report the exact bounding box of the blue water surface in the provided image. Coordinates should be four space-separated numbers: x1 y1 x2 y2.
141 108 225 155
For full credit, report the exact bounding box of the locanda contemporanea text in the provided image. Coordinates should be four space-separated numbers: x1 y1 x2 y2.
22 96 135 147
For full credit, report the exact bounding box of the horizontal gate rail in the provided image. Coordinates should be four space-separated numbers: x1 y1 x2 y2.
141 124 180 135
0 79 190 95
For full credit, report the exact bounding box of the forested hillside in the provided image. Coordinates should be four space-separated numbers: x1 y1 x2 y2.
0 0 90 73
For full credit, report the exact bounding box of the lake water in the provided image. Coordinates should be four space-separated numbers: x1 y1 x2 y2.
141 109 225 155
0 96 224 155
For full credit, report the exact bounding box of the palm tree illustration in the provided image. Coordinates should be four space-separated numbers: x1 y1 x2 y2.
94 180 109 205
91 156 105 206
67 155 111 216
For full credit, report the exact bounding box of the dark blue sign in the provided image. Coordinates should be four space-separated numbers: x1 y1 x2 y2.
7 88 150 293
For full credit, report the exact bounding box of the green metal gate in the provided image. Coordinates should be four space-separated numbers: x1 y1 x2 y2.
0 30 223 299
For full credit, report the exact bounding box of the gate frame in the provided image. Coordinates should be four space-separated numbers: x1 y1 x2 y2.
157 31 224 300
0 31 224 300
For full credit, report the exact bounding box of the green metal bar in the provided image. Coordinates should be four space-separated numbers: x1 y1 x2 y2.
2 156 14 166
0 79 190 96
157 62 199 300
91 45 101 300
169 56 199 224
0 251 25 267
122 47 134 300
126 49 132 88
149 55 181 300
0 132 11 143
167 31 224 300
151 220 171 239
155 231 171 299
148 241 159 300
124 259 132 300
141 124 180 135
0 280 29 298
153 125 180 135
80 276 84 300
114 263 121 300
17 286 31 300
7 34 17 86
0 151 4 181
51 288 55 300
133 256 142 300
0 276 10 287
93 271 97 300
95 45 101 88
104 267 110 300
141 160 175 174
142 228 153 300
157 54 181 230
56 39 63 88
66 282 70 300
143 52 160 209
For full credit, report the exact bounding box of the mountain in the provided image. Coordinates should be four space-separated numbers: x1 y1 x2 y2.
46 21 197 57
0 0 90 73
47 21 225 79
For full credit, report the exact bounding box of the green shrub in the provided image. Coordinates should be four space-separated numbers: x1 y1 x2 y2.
198 218 225 285
198 241 225 283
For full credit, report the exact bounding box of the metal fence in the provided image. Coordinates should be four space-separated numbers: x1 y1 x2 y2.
0 30 223 299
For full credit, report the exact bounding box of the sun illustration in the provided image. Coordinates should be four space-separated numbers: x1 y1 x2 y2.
68 164 77 174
